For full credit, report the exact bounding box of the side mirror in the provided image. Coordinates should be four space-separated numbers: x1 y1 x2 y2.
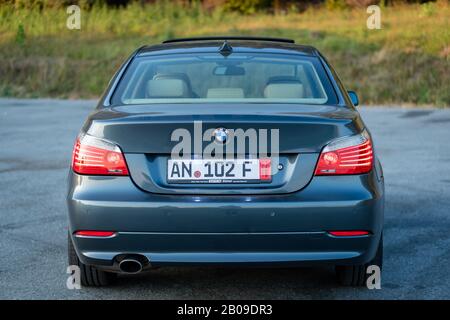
347 91 359 106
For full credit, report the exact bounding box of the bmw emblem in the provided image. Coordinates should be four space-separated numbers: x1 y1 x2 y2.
214 128 228 143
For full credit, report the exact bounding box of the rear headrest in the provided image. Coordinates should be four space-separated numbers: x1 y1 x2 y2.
146 79 189 98
264 83 304 99
267 76 302 84
153 73 193 91
207 88 244 99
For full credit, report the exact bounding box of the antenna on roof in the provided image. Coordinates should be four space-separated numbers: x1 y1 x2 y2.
219 40 233 57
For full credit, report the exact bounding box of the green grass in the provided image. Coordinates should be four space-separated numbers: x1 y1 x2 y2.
0 2 449 106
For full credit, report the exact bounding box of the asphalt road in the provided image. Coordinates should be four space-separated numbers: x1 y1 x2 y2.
0 99 449 300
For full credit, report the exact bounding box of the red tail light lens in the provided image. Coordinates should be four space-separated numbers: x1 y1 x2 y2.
329 231 370 237
72 134 129 176
259 158 272 181
74 230 116 238
315 130 373 175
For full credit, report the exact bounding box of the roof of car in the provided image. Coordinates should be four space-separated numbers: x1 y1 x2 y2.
138 37 319 57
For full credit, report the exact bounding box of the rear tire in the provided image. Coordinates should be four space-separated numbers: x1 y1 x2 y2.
335 235 383 287
68 232 116 287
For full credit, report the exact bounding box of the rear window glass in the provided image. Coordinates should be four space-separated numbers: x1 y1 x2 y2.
112 52 338 105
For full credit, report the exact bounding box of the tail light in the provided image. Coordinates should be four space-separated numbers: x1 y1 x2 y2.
315 130 373 175
74 230 116 238
329 231 370 237
259 158 272 181
71 133 129 176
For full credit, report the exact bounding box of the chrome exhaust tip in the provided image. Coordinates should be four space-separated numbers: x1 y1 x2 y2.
118 258 143 274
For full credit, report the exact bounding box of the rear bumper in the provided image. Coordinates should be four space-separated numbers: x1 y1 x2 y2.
67 171 384 270
74 232 378 271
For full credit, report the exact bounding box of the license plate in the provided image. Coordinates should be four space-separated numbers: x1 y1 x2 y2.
167 158 271 184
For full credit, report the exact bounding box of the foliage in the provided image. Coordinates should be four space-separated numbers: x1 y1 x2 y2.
325 0 348 10
223 0 271 14
15 23 26 46
0 2 448 105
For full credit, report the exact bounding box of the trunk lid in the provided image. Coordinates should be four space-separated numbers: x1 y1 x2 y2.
84 104 363 194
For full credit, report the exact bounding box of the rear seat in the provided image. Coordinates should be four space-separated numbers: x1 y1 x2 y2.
153 73 196 97
206 88 244 99
146 79 190 98
264 76 304 99
264 83 304 98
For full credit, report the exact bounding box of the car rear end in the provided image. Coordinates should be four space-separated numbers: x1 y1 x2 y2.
67 38 384 286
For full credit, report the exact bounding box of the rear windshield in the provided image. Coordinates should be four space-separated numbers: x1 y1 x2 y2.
112 52 338 105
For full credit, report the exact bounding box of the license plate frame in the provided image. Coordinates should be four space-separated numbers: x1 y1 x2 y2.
167 158 271 184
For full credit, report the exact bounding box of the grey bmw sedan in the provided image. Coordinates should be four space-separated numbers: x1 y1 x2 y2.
67 36 384 287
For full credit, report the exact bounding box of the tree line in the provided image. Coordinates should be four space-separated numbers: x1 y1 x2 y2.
1 0 438 12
